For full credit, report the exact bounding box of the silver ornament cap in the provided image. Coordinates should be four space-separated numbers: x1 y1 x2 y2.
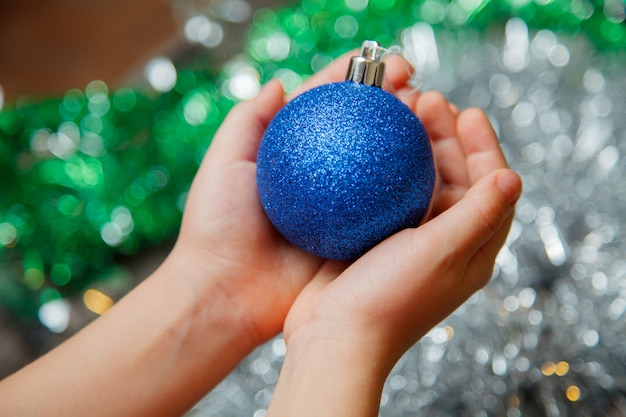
345 40 386 88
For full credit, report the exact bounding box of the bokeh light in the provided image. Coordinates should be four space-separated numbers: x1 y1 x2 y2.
38 299 70 333
83 289 114 315
145 57 177 92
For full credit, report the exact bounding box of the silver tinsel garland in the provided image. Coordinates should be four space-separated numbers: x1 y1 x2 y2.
187 20 626 417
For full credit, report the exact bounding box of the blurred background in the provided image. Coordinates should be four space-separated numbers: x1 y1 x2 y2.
0 0 286 380
0 0 180 101
0 0 284 100
1 1 626 416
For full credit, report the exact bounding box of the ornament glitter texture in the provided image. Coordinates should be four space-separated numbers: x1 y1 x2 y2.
257 41 435 261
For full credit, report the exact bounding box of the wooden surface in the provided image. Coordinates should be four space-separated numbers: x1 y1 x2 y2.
0 0 180 101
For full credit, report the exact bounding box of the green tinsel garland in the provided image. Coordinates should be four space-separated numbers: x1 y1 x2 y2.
0 0 624 321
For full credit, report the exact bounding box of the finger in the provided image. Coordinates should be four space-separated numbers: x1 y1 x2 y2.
352 169 520 290
428 180 467 218
207 79 285 166
416 91 469 188
290 51 411 99
465 211 515 291
418 169 521 291
380 54 413 92
456 107 508 185
395 85 420 110
311 170 519 341
416 91 457 140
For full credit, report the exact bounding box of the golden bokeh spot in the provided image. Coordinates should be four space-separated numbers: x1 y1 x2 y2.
555 361 570 376
83 288 114 315
566 385 581 402
541 361 556 376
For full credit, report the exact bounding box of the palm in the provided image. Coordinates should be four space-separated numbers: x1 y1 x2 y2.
175 93 329 343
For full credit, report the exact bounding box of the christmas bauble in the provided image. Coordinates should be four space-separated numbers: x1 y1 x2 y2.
256 43 435 261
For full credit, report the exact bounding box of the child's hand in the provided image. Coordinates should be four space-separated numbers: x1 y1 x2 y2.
284 93 521 355
162 52 415 348
267 65 522 417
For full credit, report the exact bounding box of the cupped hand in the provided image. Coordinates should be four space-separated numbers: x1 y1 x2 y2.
163 52 414 347
283 82 522 367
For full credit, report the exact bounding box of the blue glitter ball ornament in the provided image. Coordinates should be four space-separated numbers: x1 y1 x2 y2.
257 41 435 261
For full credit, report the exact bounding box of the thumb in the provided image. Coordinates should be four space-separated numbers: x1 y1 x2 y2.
419 168 522 291
207 79 285 166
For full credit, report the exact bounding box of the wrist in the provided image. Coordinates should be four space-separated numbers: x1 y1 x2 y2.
288 319 398 379
268 322 394 417
155 245 260 357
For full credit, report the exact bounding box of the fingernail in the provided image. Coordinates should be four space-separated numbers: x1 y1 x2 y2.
496 170 522 205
